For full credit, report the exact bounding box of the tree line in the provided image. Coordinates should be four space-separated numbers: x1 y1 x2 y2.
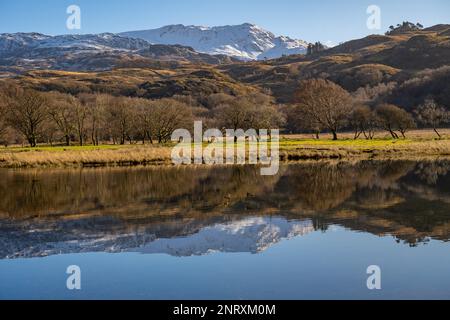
285 79 449 140
0 84 284 147
0 79 448 147
0 85 194 147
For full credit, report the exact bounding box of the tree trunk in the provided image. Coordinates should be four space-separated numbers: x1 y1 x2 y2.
389 129 398 139
65 135 70 146
28 136 36 147
331 130 338 141
434 127 442 139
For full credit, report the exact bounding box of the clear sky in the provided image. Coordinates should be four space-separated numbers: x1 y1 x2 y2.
0 0 449 44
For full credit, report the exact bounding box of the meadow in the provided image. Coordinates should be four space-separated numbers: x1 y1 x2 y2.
1 129 449 168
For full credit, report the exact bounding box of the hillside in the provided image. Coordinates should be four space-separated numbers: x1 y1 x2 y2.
1 24 449 110
219 24 450 108
3 66 260 100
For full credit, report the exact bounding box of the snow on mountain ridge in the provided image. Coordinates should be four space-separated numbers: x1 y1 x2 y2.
0 32 51 54
0 217 315 259
2 33 150 52
136 217 314 256
0 23 308 71
0 32 236 70
0 23 308 62
120 23 308 60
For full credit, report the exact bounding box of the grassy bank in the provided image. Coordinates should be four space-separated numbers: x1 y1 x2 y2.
280 129 450 160
1 130 450 168
279 138 450 161
0 144 173 168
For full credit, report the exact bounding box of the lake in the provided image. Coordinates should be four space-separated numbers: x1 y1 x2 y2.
0 160 450 300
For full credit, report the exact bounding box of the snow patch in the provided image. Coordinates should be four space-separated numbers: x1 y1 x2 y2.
121 23 308 60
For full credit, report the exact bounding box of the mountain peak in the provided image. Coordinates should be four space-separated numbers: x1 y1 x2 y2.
120 23 307 60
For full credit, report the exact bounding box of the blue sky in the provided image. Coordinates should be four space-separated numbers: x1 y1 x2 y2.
0 0 448 44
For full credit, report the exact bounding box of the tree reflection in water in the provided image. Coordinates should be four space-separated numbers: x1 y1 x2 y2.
1 160 450 258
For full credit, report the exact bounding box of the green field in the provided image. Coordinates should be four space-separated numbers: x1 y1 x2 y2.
1 131 450 168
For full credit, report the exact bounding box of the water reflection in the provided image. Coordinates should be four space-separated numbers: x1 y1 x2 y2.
1 160 450 259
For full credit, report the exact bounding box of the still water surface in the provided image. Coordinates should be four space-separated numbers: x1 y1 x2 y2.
0 161 450 299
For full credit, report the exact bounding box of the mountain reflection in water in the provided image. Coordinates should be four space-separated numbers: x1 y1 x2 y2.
1 160 450 259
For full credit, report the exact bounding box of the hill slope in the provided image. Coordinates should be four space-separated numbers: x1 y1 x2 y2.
1 24 449 110
219 24 450 107
5 66 260 101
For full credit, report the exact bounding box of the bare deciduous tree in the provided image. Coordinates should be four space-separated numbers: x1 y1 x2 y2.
4 88 48 147
47 92 76 146
397 111 416 138
350 105 378 140
283 104 324 139
415 99 449 138
212 93 283 141
213 95 254 133
150 98 193 143
0 98 7 143
294 79 353 140
79 93 107 146
106 97 135 145
135 99 156 144
71 96 89 146
376 104 415 139
252 105 286 133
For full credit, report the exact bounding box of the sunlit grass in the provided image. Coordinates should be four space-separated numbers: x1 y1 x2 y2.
0 145 128 153
279 138 415 149
0 139 438 153
1 131 450 168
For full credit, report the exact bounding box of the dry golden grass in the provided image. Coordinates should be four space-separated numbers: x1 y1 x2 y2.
0 145 172 168
1 130 450 168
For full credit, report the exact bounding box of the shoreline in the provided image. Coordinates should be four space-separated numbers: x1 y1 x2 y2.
1 137 450 169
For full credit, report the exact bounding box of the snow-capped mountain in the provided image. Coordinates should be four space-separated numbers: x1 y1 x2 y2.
0 216 314 259
0 23 308 71
0 32 150 57
136 217 314 256
0 32 234 71
0 32 51 55
120 23 308 60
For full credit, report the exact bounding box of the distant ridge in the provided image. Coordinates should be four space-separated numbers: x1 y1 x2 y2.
0 32 235 71
120 23 308 60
